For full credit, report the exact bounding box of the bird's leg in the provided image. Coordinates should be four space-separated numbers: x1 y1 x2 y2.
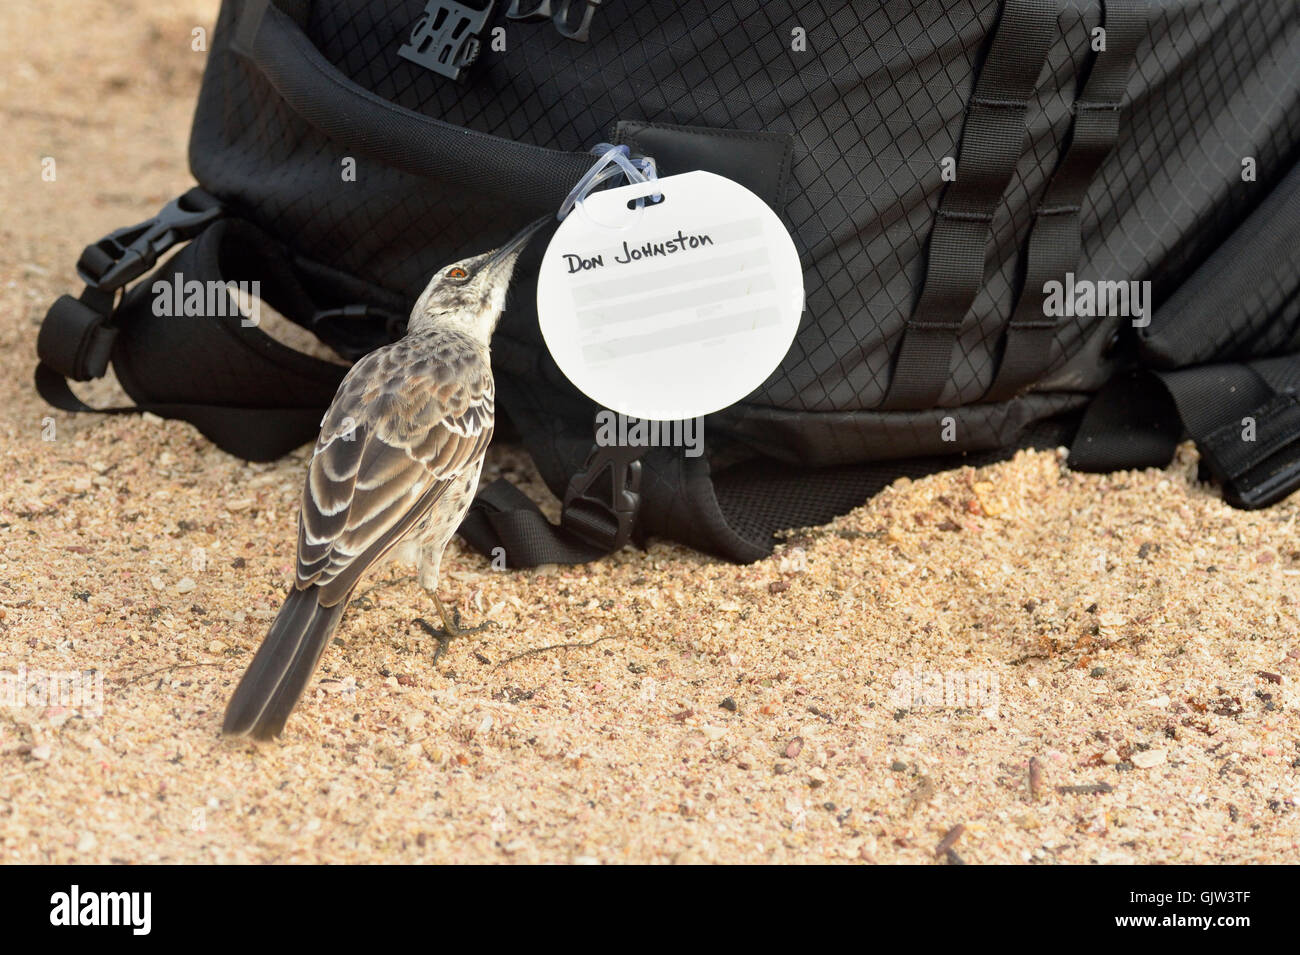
413 539 495 663
414 594 495 664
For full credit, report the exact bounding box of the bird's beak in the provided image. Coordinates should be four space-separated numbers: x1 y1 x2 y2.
484 216 549 271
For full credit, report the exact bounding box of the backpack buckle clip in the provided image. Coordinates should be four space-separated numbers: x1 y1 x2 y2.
506 0 604 42
76 188 223 292
397 1 495 80
561 442 642 552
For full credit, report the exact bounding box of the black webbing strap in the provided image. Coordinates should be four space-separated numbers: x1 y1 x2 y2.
460 434 647 565
1162 362 1300 508
1138 153 1300 370
35 364 334 464
36 286 119 385
983 0 1148 402
1068 367 1180 470
1071 358 1300 508
35 196 394 462
880 0 1057 410
459 479 610 565
36 188 224 390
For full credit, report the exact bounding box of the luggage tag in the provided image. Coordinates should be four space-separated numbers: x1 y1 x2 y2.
537 147 804 421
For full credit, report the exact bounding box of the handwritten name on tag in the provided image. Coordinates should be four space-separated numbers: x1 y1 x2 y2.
563 230 716 272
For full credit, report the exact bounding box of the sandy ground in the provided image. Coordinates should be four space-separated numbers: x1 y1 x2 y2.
1 1 1298 865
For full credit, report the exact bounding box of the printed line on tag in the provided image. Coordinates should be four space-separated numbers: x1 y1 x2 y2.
569 248 772 307
576 272 777 331
582 308 783 363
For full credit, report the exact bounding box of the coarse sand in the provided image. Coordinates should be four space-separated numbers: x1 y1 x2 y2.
0 1 1297 864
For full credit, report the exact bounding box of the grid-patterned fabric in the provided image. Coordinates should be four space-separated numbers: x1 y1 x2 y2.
190 0 1300 468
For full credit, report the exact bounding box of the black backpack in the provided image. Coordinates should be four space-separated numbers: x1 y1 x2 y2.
35 0 1300 566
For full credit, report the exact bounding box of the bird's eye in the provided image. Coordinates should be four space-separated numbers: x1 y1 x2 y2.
447 267 468 280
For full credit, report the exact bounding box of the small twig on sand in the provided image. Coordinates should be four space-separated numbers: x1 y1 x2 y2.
121 662 225 686
493 634 618 669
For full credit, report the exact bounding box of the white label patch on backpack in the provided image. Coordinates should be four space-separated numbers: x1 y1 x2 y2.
536 170 804 422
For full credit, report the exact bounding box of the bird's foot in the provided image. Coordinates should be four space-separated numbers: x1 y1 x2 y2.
414 594 496 664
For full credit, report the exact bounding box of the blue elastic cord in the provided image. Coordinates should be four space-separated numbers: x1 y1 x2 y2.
557 143 660 221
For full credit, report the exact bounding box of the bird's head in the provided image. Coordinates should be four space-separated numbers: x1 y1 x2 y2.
408 217 549 341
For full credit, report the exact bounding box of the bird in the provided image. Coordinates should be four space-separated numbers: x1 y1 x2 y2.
222 217 547 740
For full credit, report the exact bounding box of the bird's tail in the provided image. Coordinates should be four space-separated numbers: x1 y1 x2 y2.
222 587 347 740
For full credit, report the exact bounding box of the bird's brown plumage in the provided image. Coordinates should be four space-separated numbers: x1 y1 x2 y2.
296 329 495 607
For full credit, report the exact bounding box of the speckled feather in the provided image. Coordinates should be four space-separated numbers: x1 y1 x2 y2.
297 329 494 607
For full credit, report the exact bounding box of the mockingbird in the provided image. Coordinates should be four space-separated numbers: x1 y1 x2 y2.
223 218 546 740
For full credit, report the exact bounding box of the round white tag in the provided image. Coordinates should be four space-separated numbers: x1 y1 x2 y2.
536 170 804 421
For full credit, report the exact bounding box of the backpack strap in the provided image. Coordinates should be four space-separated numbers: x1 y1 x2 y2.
1070 357 1300 508
460 442 648 566
880 0 1057 410
36 188 223 391
459 436 773 566
983 0 1148 402
1070 143 1300 508
35 192 402 462
1137 153 1300 370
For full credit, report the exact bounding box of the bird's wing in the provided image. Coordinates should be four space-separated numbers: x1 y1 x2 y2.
294 333 494 606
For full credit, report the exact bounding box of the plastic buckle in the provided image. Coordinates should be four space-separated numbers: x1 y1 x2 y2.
76 188 223 292
506 0 603 42
1204 393 1300 510
561 442 643 552
397 1 496 80
1219 437 1300 510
